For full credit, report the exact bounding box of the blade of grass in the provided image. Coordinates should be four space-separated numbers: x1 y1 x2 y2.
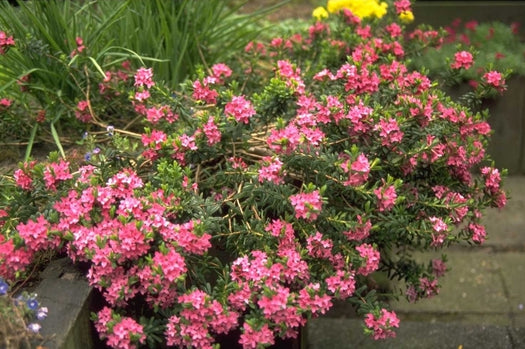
50 122 66 159
24 124 39 162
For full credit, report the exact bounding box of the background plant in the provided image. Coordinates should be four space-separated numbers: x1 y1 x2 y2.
408 20 524 96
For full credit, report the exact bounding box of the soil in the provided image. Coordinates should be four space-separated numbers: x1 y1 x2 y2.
239 0 316 21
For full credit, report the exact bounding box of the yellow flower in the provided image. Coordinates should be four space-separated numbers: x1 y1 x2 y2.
327 0 352 14
399 10 414 24
326 0 388 19
312 6 329 20
374 1 388 19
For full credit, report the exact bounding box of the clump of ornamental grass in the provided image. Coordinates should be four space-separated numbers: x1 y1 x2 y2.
0 0 508 348
0 0 275 161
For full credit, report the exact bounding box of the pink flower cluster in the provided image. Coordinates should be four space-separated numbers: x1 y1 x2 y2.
165 290 239 349
450 50 473 69
483 70 505 90
289 190 323 221
225 95 256 124
95 307 146 349
70 36 85 57
356 243 380 276
364 308 400 340
0 30 15 54
192 63 232 104
341 153 370 186
258 156 285 184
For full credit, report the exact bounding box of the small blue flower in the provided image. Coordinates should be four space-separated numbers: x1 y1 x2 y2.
26 298 39 311
27 323 41 333
107 125 115 136
84 152 92 161
37 306 48 320
0 278 8 295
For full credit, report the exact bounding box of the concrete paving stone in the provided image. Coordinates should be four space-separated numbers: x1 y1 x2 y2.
497 253 525 323
482 176 525 250
390 250 511 316
398 312 513 328
514 314 525 329
307 318 516 349
510 327 525 347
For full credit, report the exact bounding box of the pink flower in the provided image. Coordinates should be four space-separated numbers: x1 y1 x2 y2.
465 20 478 31
211 63 232 82
258 285 290 318
145 105 177 124
258 156 285 184
450 51 473 69
469 223 486 244
394 0 412 14
228 156 248 169
306 232 333 259
179 134 198 151
385 23 402 38
70 36 85 57
429 216 448 233
267 124 301 154
298 283 333 315
152 248 186 282
483 70 505 88
0 236 33 280
43 160 73 190
224 95 256 124
192 80 219 104
14 168 33 190
134 90 150 102
364 308 400 340
239 323 275 349
202 116 221 145
75 100 91 122
374 183 397 212
105 317 146 349
162 220 211 255
94 307 113 337
141 129 167 150
289 190 323 221
374 118 403 146
341 153 370 186
343 215 371 241
356 243 380 276
481 167 501 194
419 277 439 298
0 98 11 107
325 270 356 299
432 259 447 277
0 30 15 54
134 67 155 89
16 215 58 251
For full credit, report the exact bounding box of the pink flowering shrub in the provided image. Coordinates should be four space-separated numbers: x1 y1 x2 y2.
0 1 508 347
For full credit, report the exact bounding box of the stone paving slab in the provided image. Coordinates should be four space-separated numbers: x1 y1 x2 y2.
307 318 521 349
498 253 525 328
390 250 512 321
482 176 525 250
